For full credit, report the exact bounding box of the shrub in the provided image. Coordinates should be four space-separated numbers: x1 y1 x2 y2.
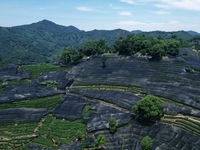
140 136 152 150
109 117 118 133
94 134 106 149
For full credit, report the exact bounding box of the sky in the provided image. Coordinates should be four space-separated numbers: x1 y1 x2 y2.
0 0 200 32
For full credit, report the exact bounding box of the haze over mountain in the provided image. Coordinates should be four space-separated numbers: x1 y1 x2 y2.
0 20 199 64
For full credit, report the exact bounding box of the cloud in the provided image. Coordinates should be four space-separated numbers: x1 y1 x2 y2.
152 0 200 11
119 0 135 4
116 20 184 31
119 0 200 11
109 3 124 10
119 11 132 16
76 6 93 12
152 11 171 15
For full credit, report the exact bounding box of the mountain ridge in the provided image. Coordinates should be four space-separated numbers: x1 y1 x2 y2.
0 19 199 64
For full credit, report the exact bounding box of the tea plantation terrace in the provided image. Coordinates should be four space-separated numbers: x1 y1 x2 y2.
0 56 200 149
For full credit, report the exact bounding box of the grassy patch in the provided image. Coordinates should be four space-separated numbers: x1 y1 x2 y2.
0 95 62 110
40 80 59 88
83 105 96 117
72 84 141 94
19 64 67 79
0 121 38 149
32 137 55 148
162 115 200 136
36 114 87 145
185 67 200 73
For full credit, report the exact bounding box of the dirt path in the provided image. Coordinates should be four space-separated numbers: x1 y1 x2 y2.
34 117 46 132
162 114 200 124
70 92 130 113
0 134 37 141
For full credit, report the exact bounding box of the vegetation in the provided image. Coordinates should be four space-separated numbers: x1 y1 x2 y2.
19 64 66 79
94 134 106 149
0 113 87 149
80 39 109 56
36 114 87 145
32 137 55 148
114 34 181 61
0 121 38 149
59 48 82 65
101 54 107 68
109 117 118 133
40 80 59 88
140 136 152 150
82 105 96 117
1 19 197 64
162 115 200 136
72 84 141 94
132 95 164 122
0 95 62 110
185 67 200 73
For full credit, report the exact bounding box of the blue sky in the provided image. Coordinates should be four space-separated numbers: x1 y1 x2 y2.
0 0 200 32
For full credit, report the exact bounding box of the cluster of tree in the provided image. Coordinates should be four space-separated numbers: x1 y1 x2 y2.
114 34 181 61
191 35 200 51
59 48 82 65
132 95 164 123
59 34 182 65
59 39 110 65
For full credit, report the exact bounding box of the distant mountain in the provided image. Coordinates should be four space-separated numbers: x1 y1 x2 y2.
0 20 129 63
0 20 199 64
131 30 196 40
186 30 200 36
131 30 143 34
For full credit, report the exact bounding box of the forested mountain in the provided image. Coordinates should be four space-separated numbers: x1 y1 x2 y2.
0 20 129 63
0 20 199 64
132 30 199 40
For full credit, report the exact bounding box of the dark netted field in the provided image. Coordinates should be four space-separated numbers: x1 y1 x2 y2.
0 55 200 149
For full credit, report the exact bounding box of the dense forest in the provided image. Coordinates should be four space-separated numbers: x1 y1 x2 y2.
0 20 199 64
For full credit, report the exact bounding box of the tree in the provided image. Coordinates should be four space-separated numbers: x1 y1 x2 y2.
114 35 146 56
140 136 152 150
94 134 106 149
109 117 118 133
60 48 81 65
113 36 130 55
132 95 164 122
146 43 165 61
79 41 97 56
101 55 107 68
79 39 108 56
165 39 181 57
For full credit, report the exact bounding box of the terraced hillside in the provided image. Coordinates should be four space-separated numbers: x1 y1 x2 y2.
0 53 200 149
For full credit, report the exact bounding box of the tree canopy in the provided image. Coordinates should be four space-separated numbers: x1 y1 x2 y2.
59 48 82 65
79 39 108 56
109 117 118 133
140 136 152 150
113 34 181 61
132 95 164 122
95 134 106 149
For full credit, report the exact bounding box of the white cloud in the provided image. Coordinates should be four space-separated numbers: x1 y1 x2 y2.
109 3 124 10
119 0 135 4
116 20 190 31
119 11 132 16
120 0 200 11
76 6 93 12
152 11 171 15
152 0 200 11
